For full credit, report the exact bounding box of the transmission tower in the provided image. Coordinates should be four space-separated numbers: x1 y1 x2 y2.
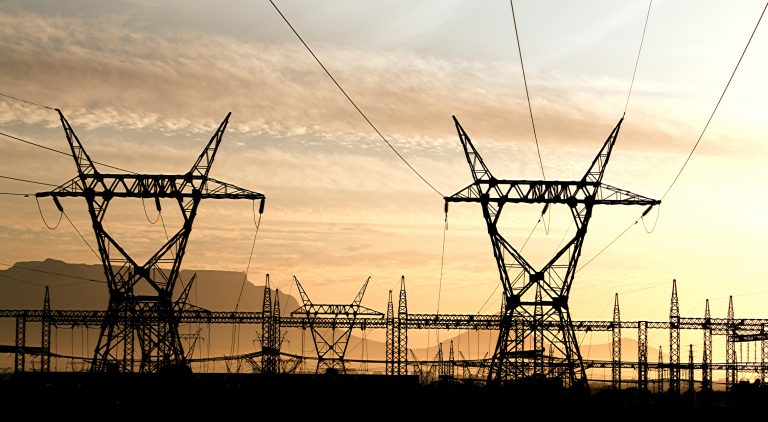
637 320 648 391
702 299 712 391
37 110 265 373
762 323 767 384
687 344 694 394
386 290 394 375
41 286 51 372
261 275 282 374
397 276 408 375
657 346 664 394
445 116 659 388
612 293 621 390
291 276 382 373
726 296 736 391
669 280 680 393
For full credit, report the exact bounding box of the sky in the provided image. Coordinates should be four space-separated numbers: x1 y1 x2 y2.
1 0 767 347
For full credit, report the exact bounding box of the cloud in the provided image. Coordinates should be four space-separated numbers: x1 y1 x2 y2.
0 8 703 156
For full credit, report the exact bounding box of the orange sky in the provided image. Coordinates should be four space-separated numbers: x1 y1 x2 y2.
1 0 767 343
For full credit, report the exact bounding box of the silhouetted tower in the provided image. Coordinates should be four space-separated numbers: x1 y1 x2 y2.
612 293 621 390
41 286 51 372
638 321 648 391
397 276 408 375
386 290 395 375
437 343 446 378
261 275 281 374
687 344 694 394
726 296 736 391
762 323 767 383
292 276 382 373
37 110 265 373
14 312 26 373
702 299 712 391
445 116 659 388
657 346 664 394
449 339 455 379
669 279 680 393
533 284 544 376
270 289 282 372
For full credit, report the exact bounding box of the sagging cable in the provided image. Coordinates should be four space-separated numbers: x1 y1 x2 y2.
36 196 63 230
641 204 660 234
141 197 161 225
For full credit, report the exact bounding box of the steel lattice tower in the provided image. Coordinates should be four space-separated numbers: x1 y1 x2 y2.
612 293 621 390
638 321 648 391
397 276 408 375
687 344 694 394
292 276 381 373
702 299 712 391
386 290 395 375
37 110 265 373
762 323 767 383
657 346 664 394
41 286 51 372
261 275 281 374
14 312 25 372
445 116 659 388
669 280 680 393
726 296 736 390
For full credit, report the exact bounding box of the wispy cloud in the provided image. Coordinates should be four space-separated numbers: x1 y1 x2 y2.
0 8 700 154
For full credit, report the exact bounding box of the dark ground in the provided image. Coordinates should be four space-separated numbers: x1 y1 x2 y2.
0 372 766 420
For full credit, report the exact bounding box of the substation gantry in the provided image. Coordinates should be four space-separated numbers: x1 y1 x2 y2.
5 281 768 392
291 275 383 373
36 110 265 373
445 116 660 388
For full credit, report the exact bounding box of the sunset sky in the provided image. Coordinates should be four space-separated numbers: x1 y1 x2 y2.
1 0 767 350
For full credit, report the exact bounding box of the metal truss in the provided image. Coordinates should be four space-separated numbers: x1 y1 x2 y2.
445 115 660 388
7 307 768 389
260 275 282 374
290 276 382 373
669 280 681 393
611 293 621 389
35 109 265 373
6 310 768 336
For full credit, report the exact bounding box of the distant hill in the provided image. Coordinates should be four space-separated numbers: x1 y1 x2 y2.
0 258 298 312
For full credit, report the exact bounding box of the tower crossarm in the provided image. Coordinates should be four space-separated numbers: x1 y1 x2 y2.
446 180 658 207
36 175 264 201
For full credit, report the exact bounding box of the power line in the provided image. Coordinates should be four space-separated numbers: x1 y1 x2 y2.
267 0 443 197
62 211 100 260
577 218 637 272
0 174 57 187
0 192 32 196
0 130 137 174
0 272 45 287
475 217 542 315
509 0 546 180
660 1 767 201
579 1 767 271
0 92 55 111
624 0 653 116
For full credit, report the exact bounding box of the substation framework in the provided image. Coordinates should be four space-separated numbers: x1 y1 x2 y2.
3 278 768 393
